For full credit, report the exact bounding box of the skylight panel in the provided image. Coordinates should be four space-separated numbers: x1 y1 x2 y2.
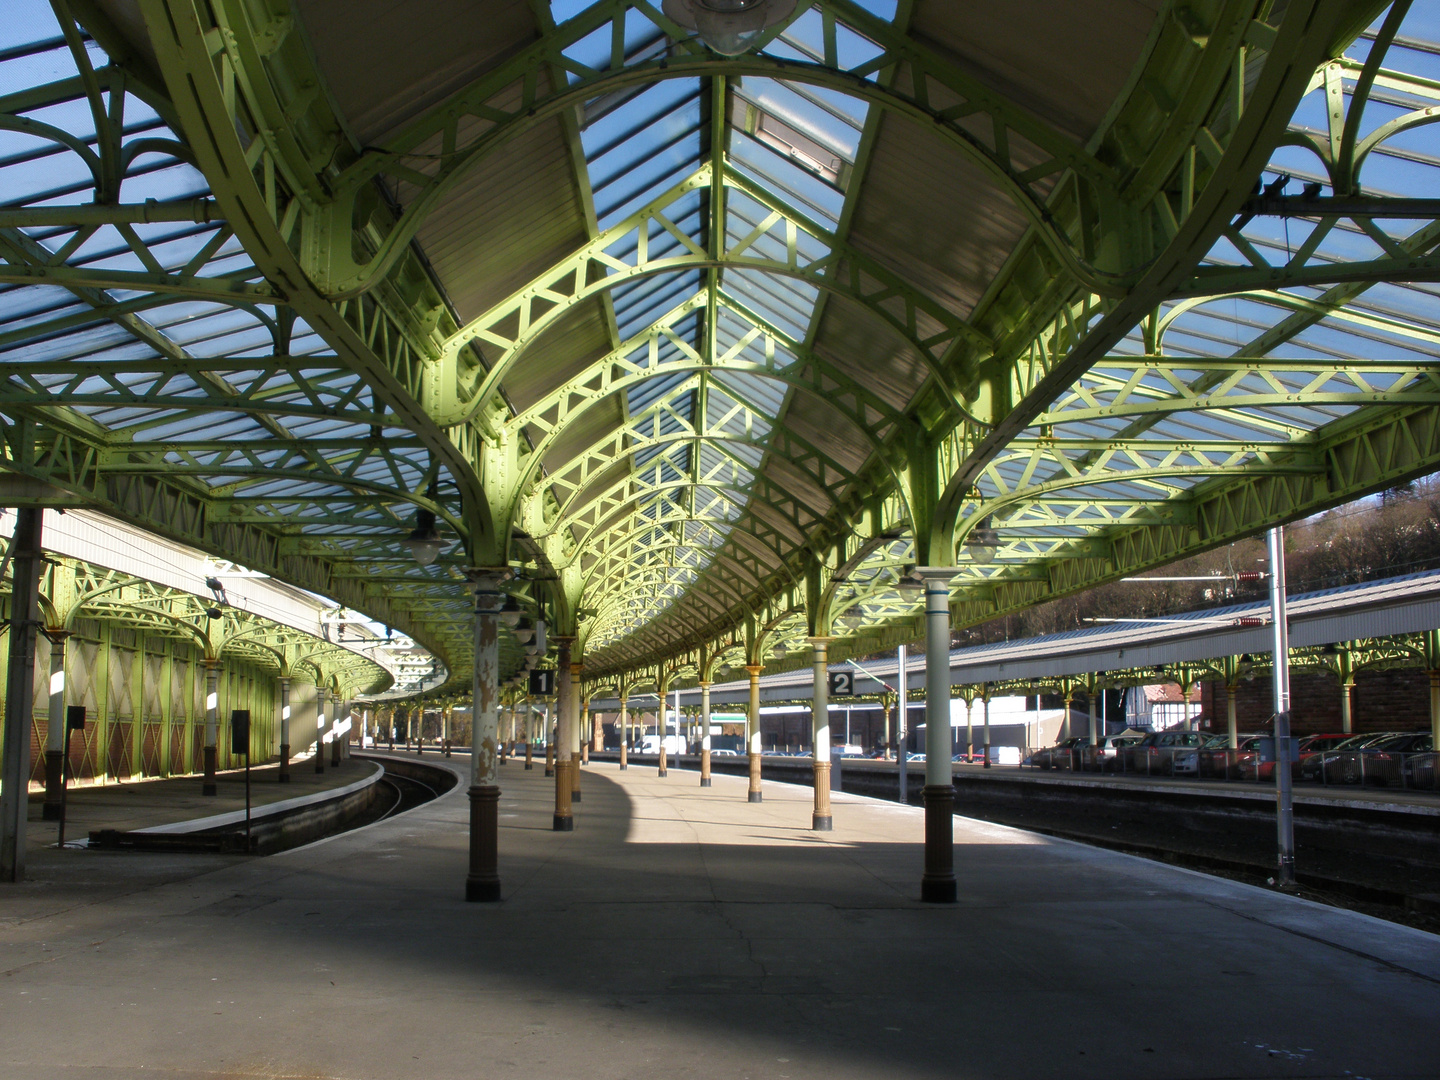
612 271 704 339
728 130 846 225
733 77 864 160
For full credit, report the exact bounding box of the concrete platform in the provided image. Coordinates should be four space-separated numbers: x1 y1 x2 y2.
951 760 1440 815
25 754 376 846
2 753 1437 1079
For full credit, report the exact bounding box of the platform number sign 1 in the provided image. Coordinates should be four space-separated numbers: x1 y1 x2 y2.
828 670 855 697
529 668 556 696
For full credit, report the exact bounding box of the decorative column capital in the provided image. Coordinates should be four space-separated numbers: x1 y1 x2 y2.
912 566 963 582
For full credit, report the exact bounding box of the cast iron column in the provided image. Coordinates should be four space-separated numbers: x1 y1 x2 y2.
657 690 668 777
618 696 629 770
314 686 327 773
524 704 534 770
1268 526 1297 888
919 569 957 903
1 507 43 881
278 676 291 782
699 681 712 787
746 664 762 802
42 630 68 820
809 640 832 829
1430 666 1439 747
896 643 909 804
331 699 343 766
543 702 554 777
553 639 575 831
569 663 582 804
202 660 220 795
466 579 504 901
982 688 991 768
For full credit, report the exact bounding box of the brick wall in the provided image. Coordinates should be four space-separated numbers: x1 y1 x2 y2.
1200 668 1434 734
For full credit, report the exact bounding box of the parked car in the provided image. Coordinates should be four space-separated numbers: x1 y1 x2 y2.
1364 732 1434 787
1199 734 1260 779
1236 732 1356 781
1129 729 1212 775
1098 735 1146 772
1293 732 1361 778
1072 733 1146 772
1026 736 1086 770
1169 733 1233 776
1301 731 1400 783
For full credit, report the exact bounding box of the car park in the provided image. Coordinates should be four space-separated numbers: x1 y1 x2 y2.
1291 732 1360 778
1363 732 1434 787
1301 731 1399 783
1198 734 1259 779
1129 729 1212 775
1236 732 1354 781
1096 735 1146 772
1026 736 1087 770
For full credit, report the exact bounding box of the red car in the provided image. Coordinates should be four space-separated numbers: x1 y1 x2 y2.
1238 732 1348 781
1293 732 1361 780
1202 735 1259 779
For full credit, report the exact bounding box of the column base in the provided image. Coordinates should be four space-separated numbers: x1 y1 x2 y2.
657 768 667 777
524 762 533 770
572 791 582 803
202 783 217 797
465 878 501 902
921 783 957 904
465 784 501 903
812 815 832 831
203 745 217 793
544 767 554 777
43 750 63 819
278 744 290 783
748 791 762 803
920 877 958 904
618 763 627 771
552 814 574 832
700 778 712 787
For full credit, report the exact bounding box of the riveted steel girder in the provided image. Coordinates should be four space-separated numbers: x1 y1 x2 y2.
10 0 1432 700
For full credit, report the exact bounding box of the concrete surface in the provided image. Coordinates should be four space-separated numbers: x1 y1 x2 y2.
622 751 1440 816
2 752 1437 1079
26 755 377 844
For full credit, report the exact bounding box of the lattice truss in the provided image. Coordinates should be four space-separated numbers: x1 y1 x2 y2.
7 553 389 693
0 0 1436 694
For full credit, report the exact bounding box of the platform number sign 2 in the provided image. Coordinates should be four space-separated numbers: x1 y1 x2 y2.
828 670 855 697
529 668 556 696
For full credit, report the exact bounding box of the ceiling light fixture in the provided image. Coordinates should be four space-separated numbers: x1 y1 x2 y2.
964 516 1000 565
403 508 445 567
498 595 523 628
662 0 797 56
